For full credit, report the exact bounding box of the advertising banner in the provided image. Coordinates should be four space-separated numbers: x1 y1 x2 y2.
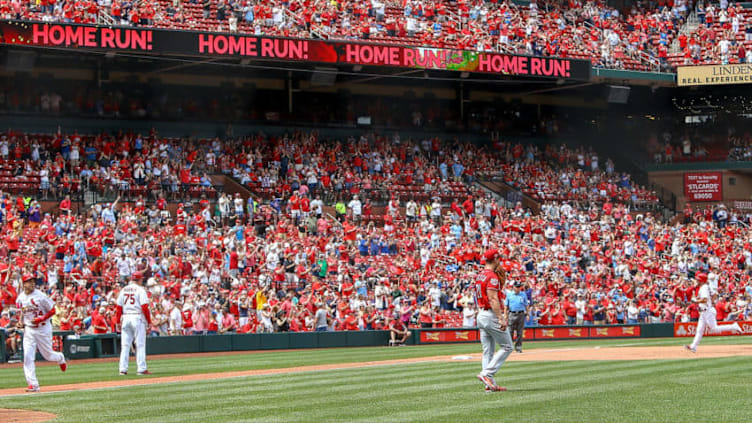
731 200 752 210
0 20 591 80
420 329 479 343
589 326 640 338
684 172 723 202
674 321 751 337
534 327 587 339
417 324 643 344
678 64 752 86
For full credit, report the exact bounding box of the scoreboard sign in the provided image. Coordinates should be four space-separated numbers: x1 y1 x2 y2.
0 20 591 81
678 64 752 86
684 172 723 202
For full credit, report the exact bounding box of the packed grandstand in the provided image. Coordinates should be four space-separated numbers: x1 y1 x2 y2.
0 123 751 357
1 0 752 361
5 0 752 70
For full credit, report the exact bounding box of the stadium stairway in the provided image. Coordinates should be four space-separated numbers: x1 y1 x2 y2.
670 10 699 54
476 179 541 214
214 175 257 204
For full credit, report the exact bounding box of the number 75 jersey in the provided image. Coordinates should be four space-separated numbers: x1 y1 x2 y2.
117 283 149 315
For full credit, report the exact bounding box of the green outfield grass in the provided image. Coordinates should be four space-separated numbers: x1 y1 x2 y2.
2 336 751 422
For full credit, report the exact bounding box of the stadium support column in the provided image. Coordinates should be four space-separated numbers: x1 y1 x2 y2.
287 71 293 115
458 82 464 122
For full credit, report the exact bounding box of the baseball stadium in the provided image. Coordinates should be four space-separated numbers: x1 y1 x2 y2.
1 1 752 422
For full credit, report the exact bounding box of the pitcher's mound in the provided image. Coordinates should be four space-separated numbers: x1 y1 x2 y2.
0 409 57 423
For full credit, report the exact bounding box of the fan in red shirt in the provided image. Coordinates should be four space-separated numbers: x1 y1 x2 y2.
91 307 110 334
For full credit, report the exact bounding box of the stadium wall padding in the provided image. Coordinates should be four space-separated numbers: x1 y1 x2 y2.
640 323 675 338
0 330 6 363
413 324 676 345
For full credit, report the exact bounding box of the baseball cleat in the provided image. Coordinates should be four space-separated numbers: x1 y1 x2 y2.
60 362 67 372
684 345 696 353
26 385 40 393
137 370 152 375
485 385 507 392
731 323 742 334
119 372 127 376
477 374 496 391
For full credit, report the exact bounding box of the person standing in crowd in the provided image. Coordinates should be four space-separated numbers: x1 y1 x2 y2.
475 249 513 392
169 299 184 335
505 280 530 353
313 303 329 332
16 275 67 392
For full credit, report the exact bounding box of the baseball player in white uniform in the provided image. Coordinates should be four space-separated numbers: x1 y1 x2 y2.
685 279 742 353
16 276 67 392
116 277 152 375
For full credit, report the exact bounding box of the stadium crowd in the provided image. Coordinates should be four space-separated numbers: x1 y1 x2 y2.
0 128 218 201
13 0 752 71
669 1 752 66
1 125 752 361
648 119 752 163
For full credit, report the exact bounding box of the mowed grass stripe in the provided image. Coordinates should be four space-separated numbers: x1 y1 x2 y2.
513 357 752 423
2 336 749 389
95 359 614 402
132 360 688 422
250 363 744 420
257 360 703 421
0 357 730 402
3 357 751 423
0 345 481 389
347 359 750 423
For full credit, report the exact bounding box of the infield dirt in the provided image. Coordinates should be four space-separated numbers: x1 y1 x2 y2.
0 409 57 422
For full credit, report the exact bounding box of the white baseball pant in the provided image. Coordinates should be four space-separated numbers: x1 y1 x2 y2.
477 310 514 377
23 323 65 389
690 308 738 350
120 316 147 373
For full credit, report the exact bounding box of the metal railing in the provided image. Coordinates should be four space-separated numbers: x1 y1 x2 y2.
98 10 115 26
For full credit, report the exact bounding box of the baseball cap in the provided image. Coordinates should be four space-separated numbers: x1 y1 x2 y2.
483 249 500 262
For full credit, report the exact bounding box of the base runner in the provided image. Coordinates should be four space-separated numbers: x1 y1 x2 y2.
685 278 742 353
474 249 513 392
116 276 152 375
16 275 67 392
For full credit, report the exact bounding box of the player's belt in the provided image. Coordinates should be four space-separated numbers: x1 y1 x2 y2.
510 311 525 314
26 321 46 328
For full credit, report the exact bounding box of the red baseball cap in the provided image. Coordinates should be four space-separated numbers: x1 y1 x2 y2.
483 249 500 262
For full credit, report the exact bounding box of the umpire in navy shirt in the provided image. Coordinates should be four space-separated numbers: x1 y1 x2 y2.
505 280 530 353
